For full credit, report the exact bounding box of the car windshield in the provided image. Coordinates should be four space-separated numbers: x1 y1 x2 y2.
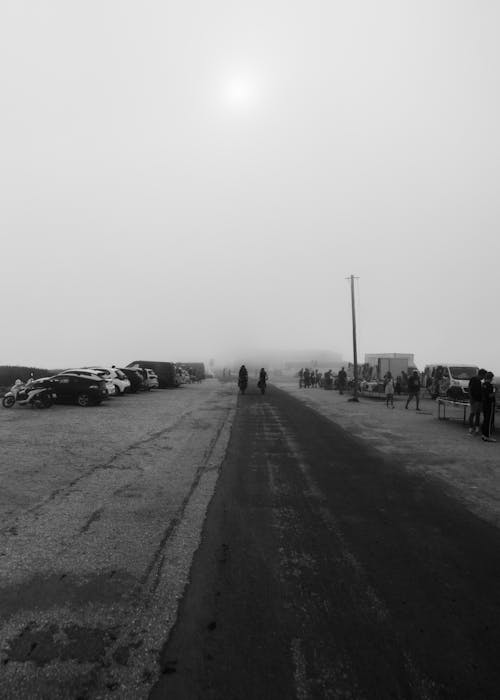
450 366 479 380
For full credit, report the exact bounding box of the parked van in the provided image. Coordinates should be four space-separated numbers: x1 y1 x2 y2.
423 364 479 400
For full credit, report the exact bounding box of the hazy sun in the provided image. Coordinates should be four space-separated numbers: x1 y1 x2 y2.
223 76 258 109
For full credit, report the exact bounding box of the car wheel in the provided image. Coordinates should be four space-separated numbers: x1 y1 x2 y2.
41 393 54 408
77 392 91 407
2 395 15 408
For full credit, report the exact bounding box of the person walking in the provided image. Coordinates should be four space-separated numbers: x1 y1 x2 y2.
384 372 395 408
238 365 248 394
405 370 421 410
468 368 487 436
481 371 496 442
257 367 268 394
338 367 347 395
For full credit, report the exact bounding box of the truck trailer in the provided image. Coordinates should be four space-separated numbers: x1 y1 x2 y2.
364 353 417 381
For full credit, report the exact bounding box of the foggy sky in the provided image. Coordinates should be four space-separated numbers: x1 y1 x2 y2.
2 1 499 373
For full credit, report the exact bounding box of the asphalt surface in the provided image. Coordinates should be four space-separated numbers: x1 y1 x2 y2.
150 382 500 700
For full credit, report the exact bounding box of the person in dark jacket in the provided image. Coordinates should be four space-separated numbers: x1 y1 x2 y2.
481 371 496 442
258 367 268 389
303 367 311 388
338 367 347 395
237 365 248 394
298 368 304 388
405 370 421 410
468 368 487 435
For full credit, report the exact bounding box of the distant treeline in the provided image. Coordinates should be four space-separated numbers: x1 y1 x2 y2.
0 366 62 387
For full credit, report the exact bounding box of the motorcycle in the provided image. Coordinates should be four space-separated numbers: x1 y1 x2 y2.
2 380 54 409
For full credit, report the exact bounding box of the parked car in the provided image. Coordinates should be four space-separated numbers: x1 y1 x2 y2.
119 367 145 393
145 369 159 389
45 373 108 406
127 361 176 388
86 367 131 395
59 369 115 397
175 366 191 385
177 362 206 382
126 365 159 390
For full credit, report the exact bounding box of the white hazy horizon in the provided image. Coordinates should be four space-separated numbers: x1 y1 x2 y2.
2 2 500 376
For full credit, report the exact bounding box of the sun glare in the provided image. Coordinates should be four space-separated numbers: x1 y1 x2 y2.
223 76 258 110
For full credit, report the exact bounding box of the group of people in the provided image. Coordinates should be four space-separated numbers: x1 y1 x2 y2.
467 369 496 442
382 367 496 442
298 366 348 393
382 370 421 410
237 365 268 390
298 368 322 388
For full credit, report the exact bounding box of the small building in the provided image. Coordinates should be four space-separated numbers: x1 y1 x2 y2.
363 353 417 381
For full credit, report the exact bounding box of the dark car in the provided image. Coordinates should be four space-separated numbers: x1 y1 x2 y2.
47 373 108 406
119 367 145 393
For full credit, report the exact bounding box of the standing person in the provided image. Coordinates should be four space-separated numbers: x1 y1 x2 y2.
481 371 496 442
468 368 487 436
323 369 333 389
384 372 395 408
338 367 347 395
257 367 268 393
395 376 402 396
298 368 304 388
303 368 310 388
405 370 421 410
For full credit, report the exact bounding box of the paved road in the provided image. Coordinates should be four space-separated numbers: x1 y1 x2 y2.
151 382 500 700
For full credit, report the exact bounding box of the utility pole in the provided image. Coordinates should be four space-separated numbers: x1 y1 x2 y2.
348 274 359 402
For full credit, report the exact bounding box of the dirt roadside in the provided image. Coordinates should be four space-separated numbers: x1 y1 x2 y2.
0 380 236 699
272 378 500 529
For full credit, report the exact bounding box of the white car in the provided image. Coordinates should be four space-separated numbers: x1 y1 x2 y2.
176 367 191 385
145 369 159 389
125 365 159 390
87 367 131 396
59 369 115 398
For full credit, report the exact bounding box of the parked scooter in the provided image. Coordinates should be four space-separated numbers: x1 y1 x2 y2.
2 379 54 409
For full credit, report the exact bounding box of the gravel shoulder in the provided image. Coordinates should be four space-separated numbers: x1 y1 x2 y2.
273 378 500 528
0 380 235 699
